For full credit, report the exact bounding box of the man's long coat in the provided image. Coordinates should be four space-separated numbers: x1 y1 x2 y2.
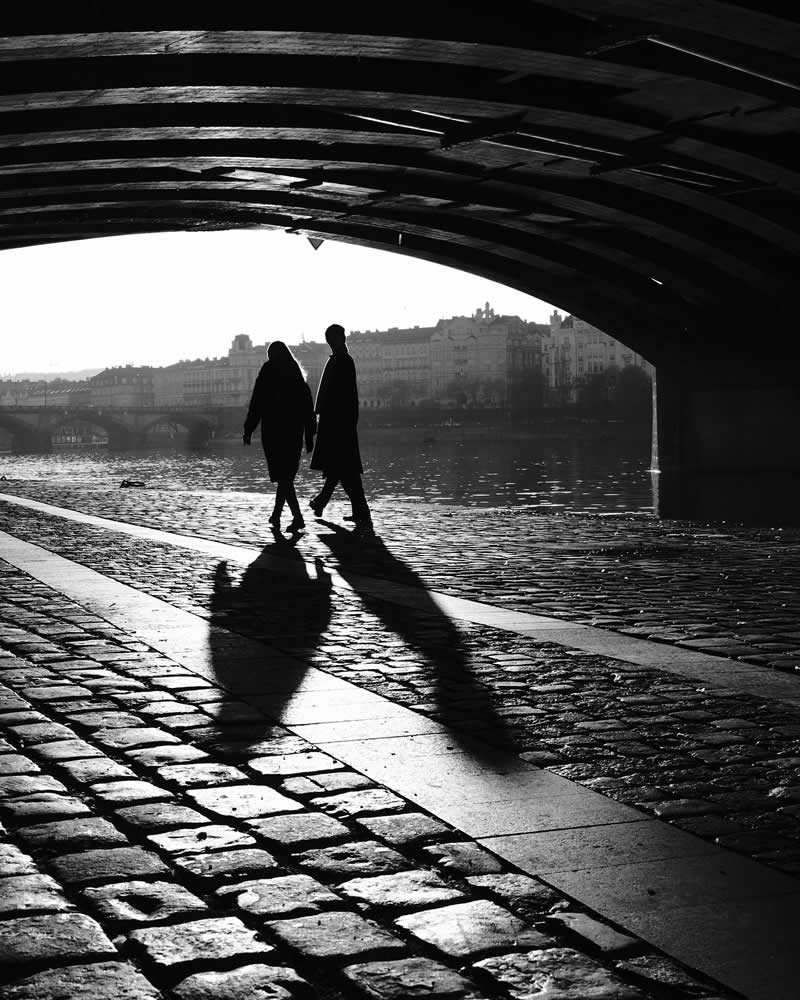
310 350 363 476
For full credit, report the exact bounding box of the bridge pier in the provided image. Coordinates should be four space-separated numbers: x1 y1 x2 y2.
652 362 800 526
185 423 213 449
107 429 146 450
12 430 52 454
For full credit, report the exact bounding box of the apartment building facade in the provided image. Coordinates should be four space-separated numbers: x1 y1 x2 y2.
15 306 651 413
148 336 328 411
544 311 653 404
349 327 434 407
87 365 154 408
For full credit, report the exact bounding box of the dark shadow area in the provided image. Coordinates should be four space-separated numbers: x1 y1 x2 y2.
317 521 515 760
206 529 332 755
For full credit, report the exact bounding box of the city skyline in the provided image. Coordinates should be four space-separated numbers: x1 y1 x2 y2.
2 310 653 423
1 229 555 377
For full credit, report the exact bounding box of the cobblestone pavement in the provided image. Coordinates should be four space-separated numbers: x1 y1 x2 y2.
3 482 800 672
1 488 800 868
0 560 735 999
2 485 800 997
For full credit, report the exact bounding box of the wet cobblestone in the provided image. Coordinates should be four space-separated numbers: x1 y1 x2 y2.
0 551 735 998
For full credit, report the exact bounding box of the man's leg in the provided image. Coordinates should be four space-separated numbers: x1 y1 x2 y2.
311 474 338 514
341 474 371 524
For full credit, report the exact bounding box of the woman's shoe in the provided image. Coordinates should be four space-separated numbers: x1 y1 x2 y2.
286 517 306 533
268 511 281 526
309 497 325 517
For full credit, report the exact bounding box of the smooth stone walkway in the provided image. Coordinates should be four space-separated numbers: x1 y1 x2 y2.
3 491 799 706
2 526 799 1000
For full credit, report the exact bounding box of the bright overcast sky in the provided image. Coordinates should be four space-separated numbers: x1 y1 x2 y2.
1 229 557 376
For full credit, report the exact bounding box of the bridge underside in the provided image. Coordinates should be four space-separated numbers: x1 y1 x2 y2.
2 4 799 521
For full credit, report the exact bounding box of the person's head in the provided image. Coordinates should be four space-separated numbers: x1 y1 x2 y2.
325 324 346 350
267 340 305 378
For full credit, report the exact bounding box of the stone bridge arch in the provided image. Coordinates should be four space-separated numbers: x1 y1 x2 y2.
44 409 143 450
0 411 48 452
138 412 218 448
1 6 799 519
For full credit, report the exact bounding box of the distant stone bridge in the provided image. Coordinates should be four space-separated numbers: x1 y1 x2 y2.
0 406 225 452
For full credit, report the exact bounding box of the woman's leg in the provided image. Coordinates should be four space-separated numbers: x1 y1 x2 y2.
285 479 305 530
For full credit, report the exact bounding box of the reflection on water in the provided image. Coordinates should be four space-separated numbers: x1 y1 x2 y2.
0 431 653 515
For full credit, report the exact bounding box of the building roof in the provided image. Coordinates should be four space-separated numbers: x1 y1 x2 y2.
350 327 436 344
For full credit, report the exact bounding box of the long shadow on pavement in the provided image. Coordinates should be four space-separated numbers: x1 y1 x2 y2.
317 521 515 761
206 529 333 755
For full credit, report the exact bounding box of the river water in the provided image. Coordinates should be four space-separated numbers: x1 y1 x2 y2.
0 429 654 516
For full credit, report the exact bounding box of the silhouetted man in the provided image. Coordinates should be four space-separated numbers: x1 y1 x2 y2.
309 324 372 528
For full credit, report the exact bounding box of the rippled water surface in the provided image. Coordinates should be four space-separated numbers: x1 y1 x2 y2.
0 430 654 515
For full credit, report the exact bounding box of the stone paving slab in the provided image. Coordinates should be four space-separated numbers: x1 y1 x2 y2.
479 819 720 874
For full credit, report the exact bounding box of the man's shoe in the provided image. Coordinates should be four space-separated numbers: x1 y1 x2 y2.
309 498 325 517
268 511 281 526
287 517 306 533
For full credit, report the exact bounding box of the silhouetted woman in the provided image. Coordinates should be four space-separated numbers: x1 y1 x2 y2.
243 341 316 532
